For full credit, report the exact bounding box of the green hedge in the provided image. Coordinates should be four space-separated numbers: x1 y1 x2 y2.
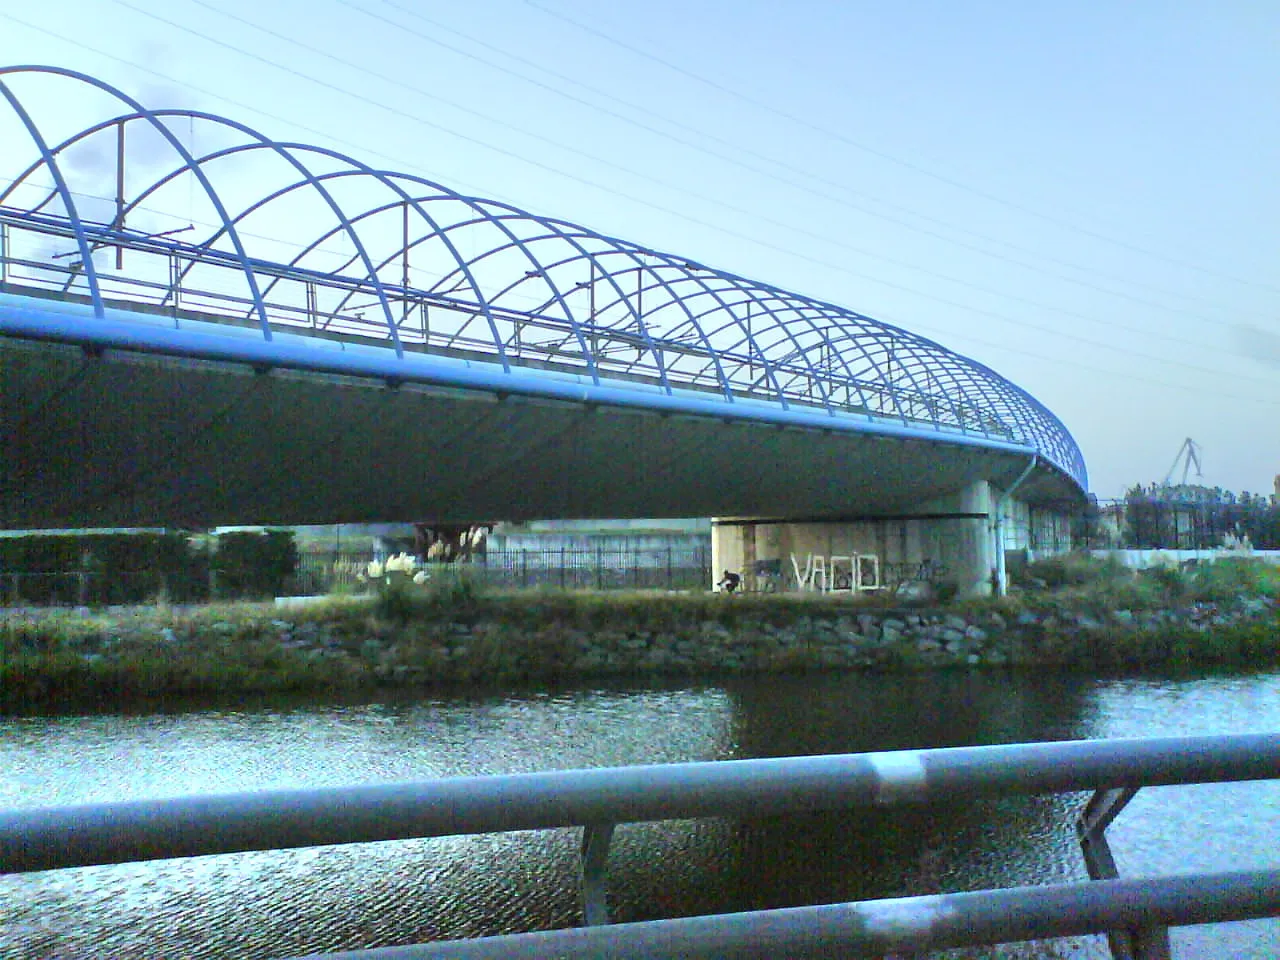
212 531 298 600
0 530 297 605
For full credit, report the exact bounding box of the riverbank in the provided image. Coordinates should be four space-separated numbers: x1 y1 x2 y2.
4 579 1279 711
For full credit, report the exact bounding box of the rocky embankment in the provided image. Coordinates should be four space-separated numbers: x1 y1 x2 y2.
4 593 1277 710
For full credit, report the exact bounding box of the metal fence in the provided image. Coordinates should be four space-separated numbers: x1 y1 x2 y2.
1077 498 1280 551
2 546 713 607
480 545 711 591
3 734 1277 959
293 546 712 595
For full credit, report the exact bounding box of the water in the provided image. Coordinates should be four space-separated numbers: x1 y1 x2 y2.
2 670 1278 958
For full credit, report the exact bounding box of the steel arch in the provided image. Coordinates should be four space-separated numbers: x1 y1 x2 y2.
0 66 1087 489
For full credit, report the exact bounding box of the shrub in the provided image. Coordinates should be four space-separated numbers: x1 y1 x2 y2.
213 531 298 599
1140 563 1189 600
368 559 487 623
933 581 960 605
1190 557 1280 601
1013 552 1131 590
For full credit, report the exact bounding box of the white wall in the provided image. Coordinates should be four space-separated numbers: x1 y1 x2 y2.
1091 549 1280 569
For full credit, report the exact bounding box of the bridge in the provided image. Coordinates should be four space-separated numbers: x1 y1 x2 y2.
0 67 1086 593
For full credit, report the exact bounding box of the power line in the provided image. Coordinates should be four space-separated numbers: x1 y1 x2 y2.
356 0 1263 329
3 10 1277 405
0 12 516 203
525 0 1280 298
158 0 1256 365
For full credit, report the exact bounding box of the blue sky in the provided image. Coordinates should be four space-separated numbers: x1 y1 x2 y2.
2 0 1277 499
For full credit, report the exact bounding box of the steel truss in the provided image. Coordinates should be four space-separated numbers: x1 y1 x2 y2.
0 66 1086 488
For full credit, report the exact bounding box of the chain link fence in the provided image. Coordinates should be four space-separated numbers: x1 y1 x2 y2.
3 546 713 608
294 545 712 596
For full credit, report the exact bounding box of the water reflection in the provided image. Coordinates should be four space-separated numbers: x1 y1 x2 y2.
1 671 1277 958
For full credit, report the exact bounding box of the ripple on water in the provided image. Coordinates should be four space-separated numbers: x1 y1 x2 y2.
1 672 1277 958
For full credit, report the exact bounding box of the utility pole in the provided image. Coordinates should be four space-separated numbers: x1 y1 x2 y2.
115 120 126 269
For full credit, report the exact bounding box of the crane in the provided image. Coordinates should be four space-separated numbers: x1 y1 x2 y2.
1163 438 1203 488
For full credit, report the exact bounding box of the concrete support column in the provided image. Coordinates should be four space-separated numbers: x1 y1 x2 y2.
741 522 758 590
939 480 996 598
710 521 748 590
716 487 1009 597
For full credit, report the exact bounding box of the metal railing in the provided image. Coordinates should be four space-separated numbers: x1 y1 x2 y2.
3 735 1278 958
0 212 981 433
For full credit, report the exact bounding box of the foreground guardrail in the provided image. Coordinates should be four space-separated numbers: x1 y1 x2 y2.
3 735 1278 959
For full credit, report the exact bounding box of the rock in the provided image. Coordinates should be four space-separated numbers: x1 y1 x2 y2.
818 649 848 667
966 654 981 666
640 649 673 670
159 627 177 644
964 625 987 643
944 615 967 631
941 628 966 645
700 621 732 642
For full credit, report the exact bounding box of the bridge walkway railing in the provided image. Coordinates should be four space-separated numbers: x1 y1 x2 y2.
2 734 1278 959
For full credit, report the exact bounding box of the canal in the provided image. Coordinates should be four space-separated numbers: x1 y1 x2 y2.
2 669 1278 958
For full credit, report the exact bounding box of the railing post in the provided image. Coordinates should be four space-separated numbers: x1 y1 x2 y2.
169 252 181 322
579 822 614 926
1077 786 1172 960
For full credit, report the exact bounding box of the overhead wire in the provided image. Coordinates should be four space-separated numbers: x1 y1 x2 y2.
72 0 1280 391
364 0 1260 326
164 0 1257 364
525 0 1280 298
1 10 1277 407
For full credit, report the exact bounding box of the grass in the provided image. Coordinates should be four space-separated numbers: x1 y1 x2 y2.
4 556 1279 712
1001 552 1280 613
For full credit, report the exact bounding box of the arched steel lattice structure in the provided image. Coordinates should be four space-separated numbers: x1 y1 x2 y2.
0 66 1085 489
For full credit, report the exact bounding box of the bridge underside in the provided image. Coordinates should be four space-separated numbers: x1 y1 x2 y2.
2 338 1077 530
